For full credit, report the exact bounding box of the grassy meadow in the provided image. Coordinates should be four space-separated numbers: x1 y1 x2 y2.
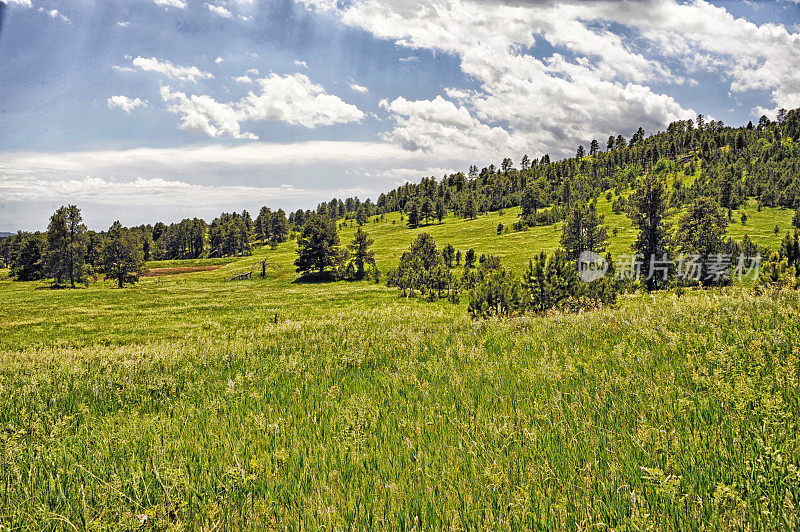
1 204 799 529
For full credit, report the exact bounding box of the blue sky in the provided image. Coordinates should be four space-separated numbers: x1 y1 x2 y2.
1 0 799 231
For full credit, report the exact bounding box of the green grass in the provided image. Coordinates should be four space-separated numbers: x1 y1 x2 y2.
144 256 242 270
1 203 800 529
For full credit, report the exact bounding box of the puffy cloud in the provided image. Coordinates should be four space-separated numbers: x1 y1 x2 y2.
240 73 364 128
206 4 233 18
380 96 520 156
4 0 32 6
350 83 369 93
132 56 214 83
154 0 186 8
294 60 308 68
300 0 800 157
107 95 147 113
160 86 257 139
159 73 363 138
116 21 130 27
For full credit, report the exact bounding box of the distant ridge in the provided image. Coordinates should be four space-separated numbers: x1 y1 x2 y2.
0 232 13 238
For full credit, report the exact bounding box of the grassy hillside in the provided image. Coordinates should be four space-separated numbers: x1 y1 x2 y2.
1 204 799 529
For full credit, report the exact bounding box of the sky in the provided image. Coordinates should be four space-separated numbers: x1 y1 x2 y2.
0 0 799 231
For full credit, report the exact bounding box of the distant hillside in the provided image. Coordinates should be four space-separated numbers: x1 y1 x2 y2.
0 232 13 239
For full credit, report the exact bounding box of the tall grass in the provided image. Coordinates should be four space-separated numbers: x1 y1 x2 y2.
1 289 798 529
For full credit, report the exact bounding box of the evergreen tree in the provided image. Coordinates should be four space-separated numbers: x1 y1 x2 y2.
435 199 446 224
674 196 729 285
270 209 289 244
347 226 375 279
407 202 420 228
421 198 433 224
463 196 477 220
628 174 670 290
103 221 145 288
560 202 609 260
295 214 340 278
464 248 476 268
44 205 87 288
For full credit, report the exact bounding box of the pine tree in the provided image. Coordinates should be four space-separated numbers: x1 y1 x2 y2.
560 202 609 260
435 199 446 224
347 226 375 279
628 174 670 290
44 205 87 288
103 221 145 288
407 202 420 228
295 214 340 279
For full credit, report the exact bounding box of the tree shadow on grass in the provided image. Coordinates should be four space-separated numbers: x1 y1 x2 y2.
292 271 338 284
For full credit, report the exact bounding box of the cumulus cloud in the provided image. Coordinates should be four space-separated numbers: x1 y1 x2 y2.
107 95 147 113
350 83 369 93
241 73 365 127
206 3 233 18
4 0 32 6
132 56 214 83
294 60 308 68
380 96 520 156
160 86 257 139
159 73 364 138
154 0 186 8
300 0 800 157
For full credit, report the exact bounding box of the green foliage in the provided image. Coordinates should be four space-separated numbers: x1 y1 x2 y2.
628 173 671 290
102 221 145 288
469 250 617 319
756 252 799 291
674 196 729 285
386 233 453 299
295 214 340 279
346 227 375 280
44 204 88 288
560 201 609 260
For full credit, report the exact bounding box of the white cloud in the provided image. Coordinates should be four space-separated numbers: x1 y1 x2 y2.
107 95 147 114
158 73 364 138
4 0 32 6
38 7 70 22
132 56 214 83
206 3 233 18
350 83 369 93
0 175 305 207
241 73 365 128
399 56 419 63
215 56 225 63
116 21 131 27
294 60 308 68
0 142 472 229
160 86 258 140
246 68 260 75
154 0 186 8
299 0 800 158
380 96 520 156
